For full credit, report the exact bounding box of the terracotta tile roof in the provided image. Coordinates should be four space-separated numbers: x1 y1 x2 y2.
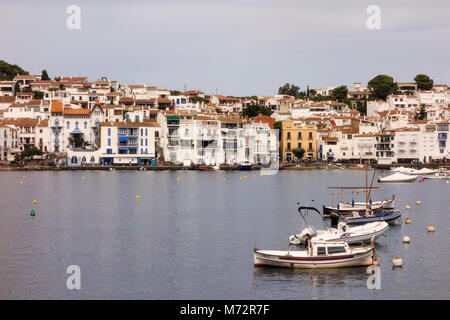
157 98 172 104
63 108 92 115
51 101 63 113
1 118 39 127
0 96 15 103
9 103 26 108
38 119 49 127
181 90 204 95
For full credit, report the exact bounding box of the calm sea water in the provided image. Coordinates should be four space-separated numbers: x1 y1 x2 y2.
0 169 449 299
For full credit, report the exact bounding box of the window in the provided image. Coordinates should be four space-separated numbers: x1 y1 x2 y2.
141 128 143 136
287 142 291 150
309 132 313 140
145 128 148 136
297 132 302 140
66 121 70 129
297 143 302 148
108 138 111 146
108 128 111 136
84 121 87 129
106 148 112 154
145 139 148 146
287 132 291 140
327 246 346 254
317 247 326 255
309 143 312 151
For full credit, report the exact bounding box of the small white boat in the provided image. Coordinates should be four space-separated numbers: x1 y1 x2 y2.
423 171 450 179
378 172 417 183
339 197 395 210
254 239 376 269
289 221 389 245
390 166 407 172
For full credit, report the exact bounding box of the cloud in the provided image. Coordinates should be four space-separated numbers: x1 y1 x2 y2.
0 0 449 95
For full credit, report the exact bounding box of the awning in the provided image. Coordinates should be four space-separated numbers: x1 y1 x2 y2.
118 147 128 151
119 136 128 142
167 116 180 120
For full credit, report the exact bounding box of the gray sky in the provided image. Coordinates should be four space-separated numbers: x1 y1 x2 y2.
1 0 449 96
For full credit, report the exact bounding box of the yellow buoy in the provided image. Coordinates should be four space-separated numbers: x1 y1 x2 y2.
392 257 403 267
222 178 226 182
253 175 256 178
405 218 412 224
23 175 26 179
177 177 180 181
427 225 435 232
416 200 421 205
244 176 247 179
82 176 85 180
240 177 243 180
33 200 37 205
402 236 410 243
20 181 23 184
405 205 411 210
136 195 140 200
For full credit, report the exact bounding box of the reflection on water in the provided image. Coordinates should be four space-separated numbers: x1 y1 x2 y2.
253 267 367 288
0 170 449 299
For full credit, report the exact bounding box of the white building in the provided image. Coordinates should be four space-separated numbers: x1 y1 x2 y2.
97 121 161 165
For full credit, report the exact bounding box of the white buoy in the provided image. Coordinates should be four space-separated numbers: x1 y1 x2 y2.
402 236 410 243
392 257 403 267
405 218 412 224
416 200 421 205
405 205 411 210
427 225 435 232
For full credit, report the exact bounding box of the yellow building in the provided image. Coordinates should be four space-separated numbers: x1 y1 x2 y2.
281 120 317 161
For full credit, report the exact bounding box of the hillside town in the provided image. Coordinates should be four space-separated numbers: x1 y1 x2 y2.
0 67 449 167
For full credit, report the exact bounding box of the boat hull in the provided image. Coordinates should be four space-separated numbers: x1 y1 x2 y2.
323 205 382 218
322 224 389 244
343 210 401 225
254 249 374 269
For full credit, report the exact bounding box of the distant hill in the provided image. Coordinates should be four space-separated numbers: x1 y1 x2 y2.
0 60 29 81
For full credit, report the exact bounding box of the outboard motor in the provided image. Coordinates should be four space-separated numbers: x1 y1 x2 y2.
330 213 339 228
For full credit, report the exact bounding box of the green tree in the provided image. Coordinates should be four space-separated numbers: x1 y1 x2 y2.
0 60 28 80
418 104 427 120
414 74 433 90
278 83 300 97
368 75 398 100
331 85 348 102
356 99 367 115
21 147 43 158
33 90 44 99
242 101 272 118
14 81 21 94
41 69 50 80
292 147 305 160
308 89 317 97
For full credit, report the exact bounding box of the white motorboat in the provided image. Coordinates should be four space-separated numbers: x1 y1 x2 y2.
423 171 450 179
417 168 438 175
289 221 389 245
254 239 376 269
378 172 417 183
390 166 407 172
